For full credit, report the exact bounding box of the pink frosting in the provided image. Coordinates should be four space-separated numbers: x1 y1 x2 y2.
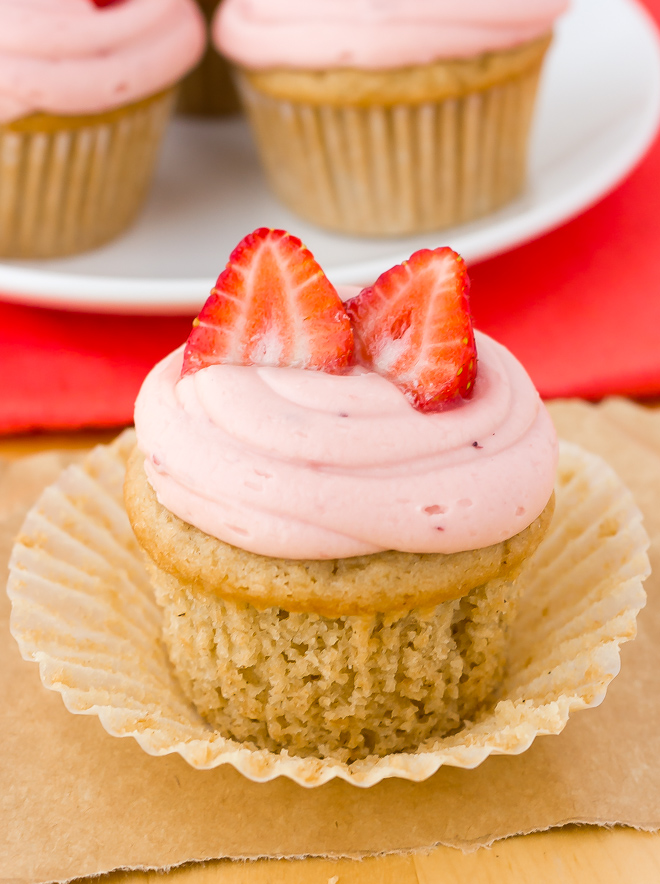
0 0 206 123
213 0 568 70
134 325 558 561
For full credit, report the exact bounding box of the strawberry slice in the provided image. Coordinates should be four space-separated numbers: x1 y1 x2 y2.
182 228 354 376
89 0 123 7
345 247 477 412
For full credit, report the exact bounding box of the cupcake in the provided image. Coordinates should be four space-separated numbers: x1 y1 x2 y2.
123 228 558 763
212 1 568 236
0 0 205 258
178 0 242 115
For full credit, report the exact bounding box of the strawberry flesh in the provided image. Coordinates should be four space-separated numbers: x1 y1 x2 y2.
89 0 124 7
345 247 477 412
182 228 354 376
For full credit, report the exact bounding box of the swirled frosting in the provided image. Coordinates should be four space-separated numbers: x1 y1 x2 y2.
213 0 568 70
0 0 206 123
134 322 558 560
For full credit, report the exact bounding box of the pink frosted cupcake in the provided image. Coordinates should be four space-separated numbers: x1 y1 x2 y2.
0 0 205 258
213 1 568 235
124 229 558 762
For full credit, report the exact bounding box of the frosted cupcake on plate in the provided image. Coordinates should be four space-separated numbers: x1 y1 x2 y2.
0 0 205 258
212 0 568 236
124 228 558 762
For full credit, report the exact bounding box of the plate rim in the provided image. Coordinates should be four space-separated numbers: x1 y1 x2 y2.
1 0 659 315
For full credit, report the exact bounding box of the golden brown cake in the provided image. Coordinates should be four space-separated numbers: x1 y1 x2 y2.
125 448 553 760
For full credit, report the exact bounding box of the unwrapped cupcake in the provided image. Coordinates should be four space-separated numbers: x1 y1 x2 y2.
213 1 568 236
124 228 558 763
0 0 205 258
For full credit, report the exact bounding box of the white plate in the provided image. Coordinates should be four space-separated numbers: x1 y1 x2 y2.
1 0 659 314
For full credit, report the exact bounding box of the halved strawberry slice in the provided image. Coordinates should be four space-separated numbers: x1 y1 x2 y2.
182 228 354 376
345 247 477 412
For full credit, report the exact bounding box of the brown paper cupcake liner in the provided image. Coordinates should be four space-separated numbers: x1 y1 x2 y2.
235 63 542 236
0 89 176 258
178 52 242 116
7 431 649 787
177 0 241 116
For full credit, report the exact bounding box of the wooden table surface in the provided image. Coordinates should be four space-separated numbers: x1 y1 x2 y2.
3 430 659 884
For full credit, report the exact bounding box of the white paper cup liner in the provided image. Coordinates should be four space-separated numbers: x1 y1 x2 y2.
0 89 175 258
7 431 650 788
235 61 542 236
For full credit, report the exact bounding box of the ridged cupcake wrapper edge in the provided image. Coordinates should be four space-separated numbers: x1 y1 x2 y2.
0 89 176 259
6 431 650 787
235 64 542 236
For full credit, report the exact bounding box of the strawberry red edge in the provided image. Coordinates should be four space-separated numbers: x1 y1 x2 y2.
181 228 355 377
344 247 478 412
180 232 478 414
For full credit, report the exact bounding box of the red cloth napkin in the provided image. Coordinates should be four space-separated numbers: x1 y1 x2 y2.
2 7 660 433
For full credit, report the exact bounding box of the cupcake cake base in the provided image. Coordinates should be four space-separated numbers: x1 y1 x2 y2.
125 447 554 761
147 569 521 761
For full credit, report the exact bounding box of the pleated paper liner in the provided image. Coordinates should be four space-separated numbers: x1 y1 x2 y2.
7 431 650 788
177 0 241 116
234 47 545 236
0 88 176 259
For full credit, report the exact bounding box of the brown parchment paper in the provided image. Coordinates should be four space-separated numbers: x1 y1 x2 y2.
1 398 660 884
